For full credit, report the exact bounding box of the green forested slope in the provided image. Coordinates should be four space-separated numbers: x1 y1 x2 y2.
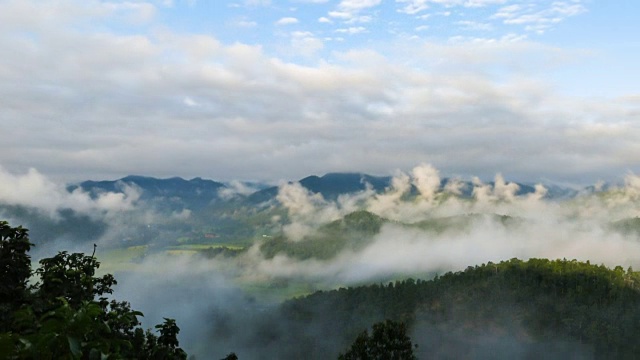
259 210 387 260
281 258 640 359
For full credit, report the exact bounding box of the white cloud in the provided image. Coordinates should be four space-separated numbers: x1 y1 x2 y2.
0 167 139 218
290 31 325 56
218 180 260 199
493 1 587 33
329 0 382 22
183 96 198 107
455 20 493 31
328 11 352 19
464 0 507 7
233 18 258 27
335 26 367 34
345 15 373 23
396 0 429 15
0 0 635 185
337 0 382 12
103 2 158 24
396 0 505 13
243 0 271 6
275 17 299 25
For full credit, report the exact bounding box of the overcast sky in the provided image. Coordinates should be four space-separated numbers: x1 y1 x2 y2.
0 0 638 184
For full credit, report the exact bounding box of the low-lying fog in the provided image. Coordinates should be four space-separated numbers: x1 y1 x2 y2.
2 163 640 358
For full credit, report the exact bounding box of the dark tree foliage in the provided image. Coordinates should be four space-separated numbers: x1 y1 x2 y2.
0 222 32 331
0 220 187 359
338 320 417 360
282 258 640 359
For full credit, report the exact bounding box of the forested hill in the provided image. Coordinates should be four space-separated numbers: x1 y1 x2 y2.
278 259 640 359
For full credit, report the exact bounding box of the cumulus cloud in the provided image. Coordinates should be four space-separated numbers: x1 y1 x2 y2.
335 26 367 34
275 17 299 25
396 0 429 15
328 0 381 22
337 0 382 13
276 182 337 240
218 180 261 200
0 166 139 218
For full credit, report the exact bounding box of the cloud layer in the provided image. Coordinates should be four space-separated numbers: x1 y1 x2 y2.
1 0 638 185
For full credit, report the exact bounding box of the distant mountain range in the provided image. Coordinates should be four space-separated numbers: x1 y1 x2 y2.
0 172 620 249
69 175 226 210
72 175 225 199
69 172 578 207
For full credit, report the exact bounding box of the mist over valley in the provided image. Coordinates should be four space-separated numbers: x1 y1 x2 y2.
3 164 640 358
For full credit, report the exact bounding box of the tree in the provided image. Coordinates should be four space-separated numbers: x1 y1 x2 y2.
338 320 417 360
0 220 187 359
0 221 32 331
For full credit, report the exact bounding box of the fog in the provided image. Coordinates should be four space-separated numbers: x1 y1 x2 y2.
2 164 640 358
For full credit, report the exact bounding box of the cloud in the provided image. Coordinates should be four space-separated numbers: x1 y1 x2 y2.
464 0 507 7
103 2 158 24
337 0 382 12
276 182 339 240
493 1 587 34
412 163 441 201
232 18 258 27
14 161 640 357
335 26 367 34
329 0 382 22
290 31 324 56
183 96 198 106
218 180 260 200
0 166 139 218
0 0 635 185
396 0 505 14
243 0 271 6
239 162 640 285
455 20 493 31
396 0 429 15
275 17 299 25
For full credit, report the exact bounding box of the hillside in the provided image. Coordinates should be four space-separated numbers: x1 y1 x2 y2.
266 258 640 359
257 211 521 261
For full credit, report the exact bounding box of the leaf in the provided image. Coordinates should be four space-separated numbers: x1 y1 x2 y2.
68 336 82 357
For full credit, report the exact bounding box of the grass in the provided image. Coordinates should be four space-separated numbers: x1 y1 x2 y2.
97 245 148 273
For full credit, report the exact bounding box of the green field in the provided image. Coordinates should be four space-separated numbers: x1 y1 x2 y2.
97 245 148 273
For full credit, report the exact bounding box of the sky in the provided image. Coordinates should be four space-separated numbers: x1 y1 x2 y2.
0 0 638 185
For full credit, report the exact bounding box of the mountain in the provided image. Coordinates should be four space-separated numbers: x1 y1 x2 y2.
247 173 393 203
70 175 226 210
270 258 640 359
69 173 577 209
247 172 555 204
